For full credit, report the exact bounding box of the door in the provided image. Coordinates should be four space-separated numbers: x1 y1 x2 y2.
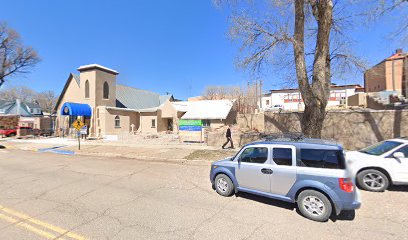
389 145 408 182
269 145 297 196
235 145 271 193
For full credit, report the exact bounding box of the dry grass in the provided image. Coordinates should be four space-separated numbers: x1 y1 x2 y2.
185 149 238 161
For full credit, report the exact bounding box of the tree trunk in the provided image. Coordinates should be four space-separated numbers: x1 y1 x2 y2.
294 0 333 138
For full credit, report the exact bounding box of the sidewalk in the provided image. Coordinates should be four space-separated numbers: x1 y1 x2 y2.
1 137 238 163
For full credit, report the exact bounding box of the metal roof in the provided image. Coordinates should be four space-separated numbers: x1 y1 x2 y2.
115 84 169 110
72 73 80 86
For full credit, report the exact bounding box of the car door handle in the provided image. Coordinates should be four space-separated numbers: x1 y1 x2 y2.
261 168 273 174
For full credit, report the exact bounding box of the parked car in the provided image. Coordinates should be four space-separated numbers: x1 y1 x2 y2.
265 104 284 112
0 128 17 137
346 137 408 192
39 129 54 137
210 138 361 222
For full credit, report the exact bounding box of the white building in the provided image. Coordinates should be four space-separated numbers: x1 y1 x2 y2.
258 84 364 111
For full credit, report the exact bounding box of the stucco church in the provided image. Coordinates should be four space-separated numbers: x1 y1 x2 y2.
55 64 179 138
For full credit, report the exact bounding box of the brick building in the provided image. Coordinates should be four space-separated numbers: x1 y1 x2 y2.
364 48 408 97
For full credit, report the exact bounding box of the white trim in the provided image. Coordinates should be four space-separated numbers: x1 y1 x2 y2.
77 64 119 74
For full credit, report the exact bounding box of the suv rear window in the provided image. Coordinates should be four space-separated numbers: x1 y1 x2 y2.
299 149 345 169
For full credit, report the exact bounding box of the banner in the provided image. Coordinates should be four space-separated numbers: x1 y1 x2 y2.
179 119 202 126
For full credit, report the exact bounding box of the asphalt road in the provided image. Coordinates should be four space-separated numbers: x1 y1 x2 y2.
0 149 407 240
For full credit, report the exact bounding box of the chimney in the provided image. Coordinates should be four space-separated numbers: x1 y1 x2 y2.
396 48 403 54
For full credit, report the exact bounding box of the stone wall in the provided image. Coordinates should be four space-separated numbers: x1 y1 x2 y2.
237 113 265 131
264 110 408 150
0 115 19 129
208 110 408 150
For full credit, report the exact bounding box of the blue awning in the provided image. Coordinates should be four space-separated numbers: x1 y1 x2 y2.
60 102 92 116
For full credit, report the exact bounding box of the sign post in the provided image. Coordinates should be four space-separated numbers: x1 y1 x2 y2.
72 119 84 150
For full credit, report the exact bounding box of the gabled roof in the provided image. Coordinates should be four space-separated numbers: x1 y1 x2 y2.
25 102 41 109
0 100 14 113
173 100 234 120
54 73 80 110
115 84 171 110
0 100 39 116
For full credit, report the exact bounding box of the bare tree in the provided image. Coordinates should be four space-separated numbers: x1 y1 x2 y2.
203 84 259 113
0 22 40 88
215 0 404 137
0 85 36 102
36 90 57 113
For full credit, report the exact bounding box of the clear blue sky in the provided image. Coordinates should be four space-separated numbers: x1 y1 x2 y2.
1 0 406 100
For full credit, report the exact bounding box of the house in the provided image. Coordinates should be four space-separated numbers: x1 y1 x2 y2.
365 48 408 97
55 64 177 138
258 84 364 111
0 99 44 129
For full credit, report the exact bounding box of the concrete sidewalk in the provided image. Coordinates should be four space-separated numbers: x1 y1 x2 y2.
1 137 238 163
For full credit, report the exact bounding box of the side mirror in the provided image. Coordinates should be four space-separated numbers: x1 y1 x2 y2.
393 152 405 159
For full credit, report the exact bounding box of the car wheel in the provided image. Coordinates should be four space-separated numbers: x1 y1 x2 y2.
297 190 332 222
357 169 389 192
8 133 16 137
214 174 234 197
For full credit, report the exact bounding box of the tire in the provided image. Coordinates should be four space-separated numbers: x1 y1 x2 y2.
357 169 389 192
214 174 234 197
297 190 332 222
8 133 16 137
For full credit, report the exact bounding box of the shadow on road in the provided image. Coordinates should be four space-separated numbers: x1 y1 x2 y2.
235 192 295 210
235 191 356 222
0 145 5 149
388 185 408 192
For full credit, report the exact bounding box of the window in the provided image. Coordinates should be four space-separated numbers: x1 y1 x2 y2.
266 100 270 105
360 141 403 156
393 145 408 157
103 82 109 99
300 149 345 169
85 80 90 98
239 147 268 164
273 148 292 166
151 119 156 128
115 116 120 128
202 120 210 127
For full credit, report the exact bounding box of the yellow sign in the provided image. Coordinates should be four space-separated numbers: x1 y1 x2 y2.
72 119 84 131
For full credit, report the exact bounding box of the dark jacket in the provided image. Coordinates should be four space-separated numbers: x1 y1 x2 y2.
226 128 231 138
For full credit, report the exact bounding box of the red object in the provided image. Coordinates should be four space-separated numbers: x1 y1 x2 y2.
0 129 17 137
339 178 354 193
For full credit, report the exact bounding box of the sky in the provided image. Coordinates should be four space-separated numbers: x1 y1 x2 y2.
0 0 407 100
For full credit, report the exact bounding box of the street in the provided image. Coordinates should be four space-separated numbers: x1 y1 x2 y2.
0 149 407 240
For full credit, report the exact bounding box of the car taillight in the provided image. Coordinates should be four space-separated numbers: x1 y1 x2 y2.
339 178 354 193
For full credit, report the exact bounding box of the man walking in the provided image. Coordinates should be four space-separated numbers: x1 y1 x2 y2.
222 125 234 149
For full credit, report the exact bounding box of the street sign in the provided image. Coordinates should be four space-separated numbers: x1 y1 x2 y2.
80 125 88 135
72 119 84 131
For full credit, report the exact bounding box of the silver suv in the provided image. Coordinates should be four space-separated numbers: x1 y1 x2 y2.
210 138 361 222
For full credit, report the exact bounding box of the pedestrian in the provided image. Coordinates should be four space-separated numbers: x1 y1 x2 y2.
222 125 234 149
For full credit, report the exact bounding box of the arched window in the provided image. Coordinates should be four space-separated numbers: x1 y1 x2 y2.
115 115 120 128
103 82 109 99
85 80 90 98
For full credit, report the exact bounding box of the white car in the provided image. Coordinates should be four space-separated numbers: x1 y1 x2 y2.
346 137 408 192
265 104 284 112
